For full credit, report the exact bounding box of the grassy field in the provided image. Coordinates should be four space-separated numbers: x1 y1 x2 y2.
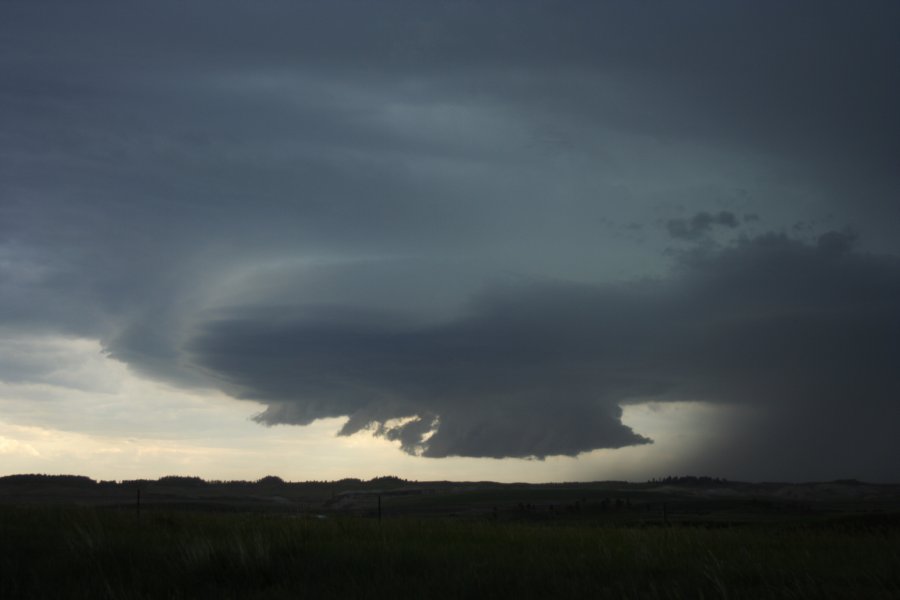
1 507 898 599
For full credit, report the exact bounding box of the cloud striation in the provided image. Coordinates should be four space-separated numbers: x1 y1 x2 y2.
187 231 900 473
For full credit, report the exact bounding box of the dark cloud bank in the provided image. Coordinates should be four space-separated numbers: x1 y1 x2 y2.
188 231 900 478
667 211 740 240
2 1 899 481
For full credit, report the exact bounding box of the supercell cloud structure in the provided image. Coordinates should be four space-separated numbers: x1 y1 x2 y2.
190 232 900 472
1 1 899 479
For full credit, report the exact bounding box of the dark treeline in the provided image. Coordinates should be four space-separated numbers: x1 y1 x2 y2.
0 473 413 488
647 476 731 486
0 474 100 488
1 474 731 488
0 474 876 490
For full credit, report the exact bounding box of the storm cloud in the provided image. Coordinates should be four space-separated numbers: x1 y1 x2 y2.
185 232 900 472
667 211 740 240
1 1 899 480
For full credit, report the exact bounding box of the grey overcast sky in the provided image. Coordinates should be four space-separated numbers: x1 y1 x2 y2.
1 1 898 482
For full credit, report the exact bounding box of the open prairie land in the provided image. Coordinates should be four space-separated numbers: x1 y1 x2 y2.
1 507 898 599
1 476 898 598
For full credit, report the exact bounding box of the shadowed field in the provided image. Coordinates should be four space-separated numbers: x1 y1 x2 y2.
1 506 899 599
1 476 899 598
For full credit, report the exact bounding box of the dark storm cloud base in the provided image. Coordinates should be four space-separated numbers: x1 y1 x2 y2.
188 232 900 474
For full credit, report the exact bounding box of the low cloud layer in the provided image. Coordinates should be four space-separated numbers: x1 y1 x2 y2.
187 232 900 474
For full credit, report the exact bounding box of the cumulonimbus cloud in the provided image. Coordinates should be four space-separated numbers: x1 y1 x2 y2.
2 1 899 480
186 231 900 468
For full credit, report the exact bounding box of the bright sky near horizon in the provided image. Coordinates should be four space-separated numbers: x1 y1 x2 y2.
0 335 739 482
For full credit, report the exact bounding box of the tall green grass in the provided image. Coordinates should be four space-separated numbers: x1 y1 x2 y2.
1 507 897 599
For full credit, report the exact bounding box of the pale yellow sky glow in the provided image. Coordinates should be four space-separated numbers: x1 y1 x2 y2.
0 335 737 482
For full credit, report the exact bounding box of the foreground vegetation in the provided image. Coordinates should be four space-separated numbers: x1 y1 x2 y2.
1 507 898 599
